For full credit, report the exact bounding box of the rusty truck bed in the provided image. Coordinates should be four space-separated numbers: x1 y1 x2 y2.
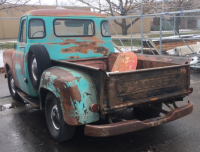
51 53 193 136
52 53 191 113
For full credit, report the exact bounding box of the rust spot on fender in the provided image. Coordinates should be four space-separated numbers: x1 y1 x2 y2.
61 42 109 56
49 68 79 82
64 113 79 125
42 68 82 125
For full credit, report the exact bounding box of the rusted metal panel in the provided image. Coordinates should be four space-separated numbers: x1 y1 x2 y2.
25 9 106 17
108 53 119 72
60 42 110 57
137 54 192 65
84 101 193 137
67 57 108 71
52 59 102 71
108 53 191 72
106 64 190 111
40 66 100 125
137 60 175 69
3 49 20 88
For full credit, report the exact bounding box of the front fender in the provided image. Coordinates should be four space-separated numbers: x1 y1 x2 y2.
39 66 100 125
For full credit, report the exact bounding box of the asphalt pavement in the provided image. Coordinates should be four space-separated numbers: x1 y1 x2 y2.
0 73 200 152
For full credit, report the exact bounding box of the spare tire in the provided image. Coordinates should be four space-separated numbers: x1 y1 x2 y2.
28 45 51 90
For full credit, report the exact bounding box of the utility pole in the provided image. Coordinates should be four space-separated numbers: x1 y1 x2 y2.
141 0 143 54
162 0 164 12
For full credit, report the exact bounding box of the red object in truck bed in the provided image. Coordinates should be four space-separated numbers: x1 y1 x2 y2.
111 52 138 72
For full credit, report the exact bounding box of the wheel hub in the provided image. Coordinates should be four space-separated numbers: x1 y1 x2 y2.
31 56 38 81
10 76 16 94
51 105 60 130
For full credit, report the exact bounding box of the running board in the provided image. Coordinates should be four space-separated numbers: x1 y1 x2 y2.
17 90 40 109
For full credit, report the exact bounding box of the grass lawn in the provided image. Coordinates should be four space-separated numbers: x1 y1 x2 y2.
148 32 200 38
112 39 141 47
0 42 15 49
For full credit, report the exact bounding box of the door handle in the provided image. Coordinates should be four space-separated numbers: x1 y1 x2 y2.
20 46 25 48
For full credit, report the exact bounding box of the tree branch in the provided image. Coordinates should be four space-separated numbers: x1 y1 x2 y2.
126 18 140 29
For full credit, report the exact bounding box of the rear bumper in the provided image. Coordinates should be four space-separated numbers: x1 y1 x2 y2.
84 101 193 137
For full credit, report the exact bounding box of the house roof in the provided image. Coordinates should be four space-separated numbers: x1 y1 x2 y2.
25 9 106 18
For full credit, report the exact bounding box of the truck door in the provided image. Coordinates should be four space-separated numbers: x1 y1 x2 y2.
15 17 28 92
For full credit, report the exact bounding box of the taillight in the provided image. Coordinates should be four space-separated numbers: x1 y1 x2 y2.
189 88 193 94
89 104 99 112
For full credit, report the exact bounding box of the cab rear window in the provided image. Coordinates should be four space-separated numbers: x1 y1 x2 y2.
54 19 94 37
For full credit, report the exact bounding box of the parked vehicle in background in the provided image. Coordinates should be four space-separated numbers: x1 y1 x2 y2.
3 9 193 142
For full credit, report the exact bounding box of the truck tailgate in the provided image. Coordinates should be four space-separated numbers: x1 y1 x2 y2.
107 64 190 110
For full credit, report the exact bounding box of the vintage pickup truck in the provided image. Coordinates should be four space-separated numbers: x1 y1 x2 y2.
3 9 193 142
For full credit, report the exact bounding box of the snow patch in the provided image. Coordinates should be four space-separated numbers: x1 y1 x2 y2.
114 48 138 53
190 56 199 65
0 41 17 44
166 49 176 55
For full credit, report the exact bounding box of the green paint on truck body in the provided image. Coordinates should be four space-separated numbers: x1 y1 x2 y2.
40 67 100 125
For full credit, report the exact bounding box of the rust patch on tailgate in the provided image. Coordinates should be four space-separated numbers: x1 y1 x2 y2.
117 74 183 96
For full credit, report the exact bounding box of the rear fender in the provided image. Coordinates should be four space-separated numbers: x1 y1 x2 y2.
39 66 100 125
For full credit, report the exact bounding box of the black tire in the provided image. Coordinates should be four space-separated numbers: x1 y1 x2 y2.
111 108 134 120
28 45 51 90
45 93 75 142
7 70 20 100
134 102 162 118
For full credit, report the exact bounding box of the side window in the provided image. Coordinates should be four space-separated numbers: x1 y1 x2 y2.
29 19 45 39
20 20 26 42
101 21 111 37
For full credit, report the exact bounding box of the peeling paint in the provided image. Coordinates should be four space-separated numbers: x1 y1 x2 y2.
40 67 100 125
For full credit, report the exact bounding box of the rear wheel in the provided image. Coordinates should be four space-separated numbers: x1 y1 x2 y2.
45 93 75 142
7 70 20 100
134 102 162 118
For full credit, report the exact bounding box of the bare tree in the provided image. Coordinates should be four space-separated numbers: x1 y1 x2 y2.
164 0 200 35
0 0 39 16
70 0 155 35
